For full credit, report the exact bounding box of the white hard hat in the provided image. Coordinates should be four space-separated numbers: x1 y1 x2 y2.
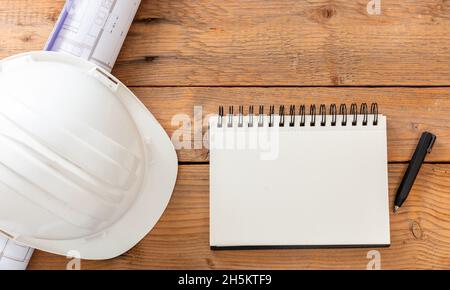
0 51 178 260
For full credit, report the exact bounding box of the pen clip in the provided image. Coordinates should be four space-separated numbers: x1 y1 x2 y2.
427 134 437 153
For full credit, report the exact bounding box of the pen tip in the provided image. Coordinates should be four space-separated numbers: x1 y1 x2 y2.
394 206 399 214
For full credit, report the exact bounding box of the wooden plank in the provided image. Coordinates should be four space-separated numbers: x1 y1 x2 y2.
129 87 450 162
0 0 64 55
0 0 447 271
118 0 450 86
28 164 450 270
1 1 450 86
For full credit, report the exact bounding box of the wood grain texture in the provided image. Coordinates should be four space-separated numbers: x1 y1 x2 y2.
118 0 450 86
28 164 450 270
0 0 63 54
130 87 450 162
1 1 450 86
1 0 449 270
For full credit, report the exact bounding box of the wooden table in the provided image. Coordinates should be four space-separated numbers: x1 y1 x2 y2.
2 0 448 269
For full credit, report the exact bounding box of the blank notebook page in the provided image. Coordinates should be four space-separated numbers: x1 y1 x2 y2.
210 113 390 248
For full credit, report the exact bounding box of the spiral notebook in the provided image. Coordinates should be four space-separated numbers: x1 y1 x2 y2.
209 103 390 249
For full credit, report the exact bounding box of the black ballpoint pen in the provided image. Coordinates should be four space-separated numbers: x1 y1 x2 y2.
394 132 437 213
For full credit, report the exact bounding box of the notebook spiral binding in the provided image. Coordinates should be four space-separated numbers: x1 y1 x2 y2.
217 103 379 128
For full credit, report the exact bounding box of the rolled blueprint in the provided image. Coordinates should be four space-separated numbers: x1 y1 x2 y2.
46 0 141 71
0 237 34 270
0 0 141 270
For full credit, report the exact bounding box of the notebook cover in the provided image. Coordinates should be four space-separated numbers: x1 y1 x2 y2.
209 113 390 249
